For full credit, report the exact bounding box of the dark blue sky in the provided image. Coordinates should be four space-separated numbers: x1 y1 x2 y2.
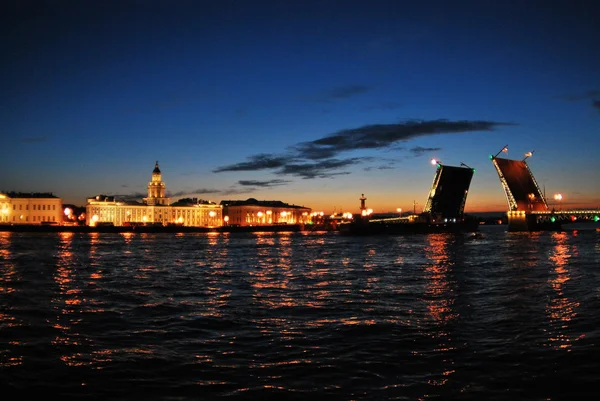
2 0 599 212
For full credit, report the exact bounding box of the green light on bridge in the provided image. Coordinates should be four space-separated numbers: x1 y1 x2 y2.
550 217 556 223
595 215 599 222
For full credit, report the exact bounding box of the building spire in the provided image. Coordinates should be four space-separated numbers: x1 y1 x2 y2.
153 161 161 174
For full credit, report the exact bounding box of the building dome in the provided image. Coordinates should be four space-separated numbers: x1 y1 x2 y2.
153 161 161 174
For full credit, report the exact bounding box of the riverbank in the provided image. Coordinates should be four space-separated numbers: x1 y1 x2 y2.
0 223 323 234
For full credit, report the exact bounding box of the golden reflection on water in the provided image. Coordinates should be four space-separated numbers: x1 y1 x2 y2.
423 235 456 324
250 233 294 310
201 233 232 318
0 232 16 295
52 232 90 366
421 234 457 388
545 232 581 351
0 233 23 367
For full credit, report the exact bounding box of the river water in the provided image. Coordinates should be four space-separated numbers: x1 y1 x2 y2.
1 226 599 400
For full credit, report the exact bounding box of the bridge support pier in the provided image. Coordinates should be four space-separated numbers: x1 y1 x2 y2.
507 211 530 231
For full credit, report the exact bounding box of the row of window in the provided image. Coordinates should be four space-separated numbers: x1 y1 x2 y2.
1 215 57 222
2 204 57 211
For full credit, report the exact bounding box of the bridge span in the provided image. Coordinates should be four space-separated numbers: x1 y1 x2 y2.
490 148 599 231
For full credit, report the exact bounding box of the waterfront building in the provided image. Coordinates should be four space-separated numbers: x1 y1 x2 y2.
85 162 222 227
220 198 311 226
0 192 63 225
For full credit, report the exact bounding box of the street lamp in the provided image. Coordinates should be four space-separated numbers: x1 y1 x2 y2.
554 193 562 210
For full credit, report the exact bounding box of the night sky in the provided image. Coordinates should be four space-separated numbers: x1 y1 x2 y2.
2 0 599 213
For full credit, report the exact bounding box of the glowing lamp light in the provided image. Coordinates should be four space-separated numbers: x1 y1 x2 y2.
257 211 263 217
64 207 72 216
209 211 216 217
91 214 99 222
430 158 438 166
594 216 599 222
550 216 556 223
554 194 563 201
224 216 229 222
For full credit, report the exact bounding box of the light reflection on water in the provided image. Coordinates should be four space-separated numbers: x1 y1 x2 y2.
0 228 598 400
545 231 581 351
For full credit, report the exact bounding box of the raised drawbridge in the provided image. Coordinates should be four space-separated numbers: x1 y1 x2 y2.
491 147 599 231
423 162 475 221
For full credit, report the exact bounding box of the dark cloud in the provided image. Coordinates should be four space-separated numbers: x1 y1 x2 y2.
326 85 370 99
307 84 370 103
277 158 364 179
170 188 221 197
410 146 441 156
293 119 510 160
220 187 257 196
238 179 290 187
18 136 47 143
213 154 290 173
213 118 513 181
593 100 600 112
110 192 145 200
121 184 128 188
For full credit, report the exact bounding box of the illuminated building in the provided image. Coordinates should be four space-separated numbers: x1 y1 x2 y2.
0 192 63 225
85 162 222 227
220 198 311 226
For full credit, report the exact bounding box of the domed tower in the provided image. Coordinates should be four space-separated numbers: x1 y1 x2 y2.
143 161 170 205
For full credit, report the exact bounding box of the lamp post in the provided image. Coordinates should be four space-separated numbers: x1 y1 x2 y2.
554 193 562 211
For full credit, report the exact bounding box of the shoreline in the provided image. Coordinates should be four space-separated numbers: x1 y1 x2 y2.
0 223 330 234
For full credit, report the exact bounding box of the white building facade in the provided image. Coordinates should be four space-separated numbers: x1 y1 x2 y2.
85 162 222 227
0 192 63 225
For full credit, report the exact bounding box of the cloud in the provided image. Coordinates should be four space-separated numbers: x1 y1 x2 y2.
238 179 290 187
220 187 257 196
293 119 511 160
307 84 371 103
558 90 600 113
326 85 370 99
213 118 513 181
410 146 442 156
18 136 47 143
213 153 290 173
170 188 221 197
109 192 146 200
277 158 364 179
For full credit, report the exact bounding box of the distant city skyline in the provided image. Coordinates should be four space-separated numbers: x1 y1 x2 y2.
2 0 600 213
